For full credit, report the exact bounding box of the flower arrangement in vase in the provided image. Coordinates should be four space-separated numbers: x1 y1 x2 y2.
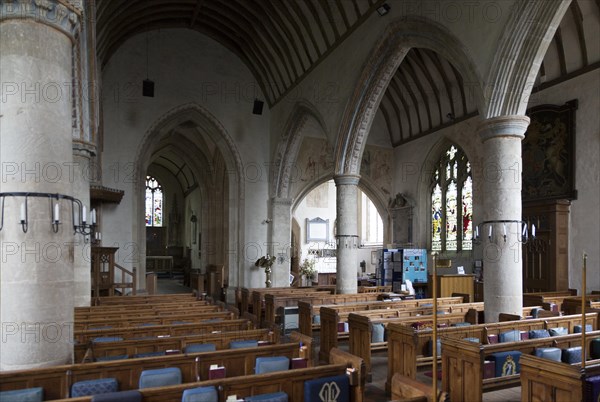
299 258 317 286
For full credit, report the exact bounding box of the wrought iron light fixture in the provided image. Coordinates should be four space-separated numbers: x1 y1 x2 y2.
0 192 97 241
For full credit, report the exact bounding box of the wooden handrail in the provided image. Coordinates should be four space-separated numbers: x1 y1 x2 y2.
113 263 136 296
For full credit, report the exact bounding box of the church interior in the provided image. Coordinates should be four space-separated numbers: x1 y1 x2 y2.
0 0 599 401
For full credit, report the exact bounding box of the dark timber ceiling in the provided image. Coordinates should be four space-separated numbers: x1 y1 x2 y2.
377 0 600 147
95 0 599 147
95 0 386 106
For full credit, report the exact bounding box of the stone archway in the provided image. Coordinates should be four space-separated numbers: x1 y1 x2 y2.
334 16 485 177
134 103 244 298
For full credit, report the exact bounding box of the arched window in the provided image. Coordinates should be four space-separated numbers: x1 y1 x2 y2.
431 145 472 252
145 176 163 227
361 192 383 246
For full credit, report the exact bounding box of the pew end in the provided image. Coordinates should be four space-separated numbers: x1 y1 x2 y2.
391 373 447 402
329 347 366 402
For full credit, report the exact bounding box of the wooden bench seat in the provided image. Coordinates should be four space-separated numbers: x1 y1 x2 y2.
74 310 234 331
75 328 277 363
522 290 578 312
561 294 600 315
441 330 600 402
349 310 478 381
94 293 197 306
520 354 600 401
239 286 334 315
386 312 599 394
0 340 309 400
75 301 213 316
55 363 358 402
74 318 253 344
317 297 468 362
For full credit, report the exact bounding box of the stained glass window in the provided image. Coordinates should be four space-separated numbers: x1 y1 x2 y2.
145 176 163 227
430 145 473 251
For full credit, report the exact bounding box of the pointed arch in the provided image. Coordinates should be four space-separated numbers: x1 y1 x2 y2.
272 100 328 199
484 1 572 117
134 103 245 290
334 16 484 176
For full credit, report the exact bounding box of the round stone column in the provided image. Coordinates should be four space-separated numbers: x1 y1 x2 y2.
0 1 81 369
334 175 360 294
72 145 95 307
270 197 292 288
478 115 530 322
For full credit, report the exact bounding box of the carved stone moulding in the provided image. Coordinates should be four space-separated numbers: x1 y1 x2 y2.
0 0 81 39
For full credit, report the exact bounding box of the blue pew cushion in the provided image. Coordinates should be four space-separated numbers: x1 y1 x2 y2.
313 315 321 325
591 338 600 359
452 322 472 327
71 378 118 397
548 327 568 336
0 387 43 402
91 390 142 402
229 340 258 349
498 330 520 343
371 323 385 343
181 386 218 402
185 343 217 353
95 354 129 362
561 347 582 364
304 374 349 402
255 356 290 374
534 347 561 362
585 375 600 402
574 324 593 333
92 336 123 343
530 308 543 318
133 351 165 358
245 391 289 401
463 337 480 343
138 367 182 389
528 329 550 339
488 351 522 376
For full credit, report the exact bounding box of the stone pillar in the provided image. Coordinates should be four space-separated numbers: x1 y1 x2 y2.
334 175 360 294
478 116 530 322
72 145 95 307
0 1 81 370
270 197 292 287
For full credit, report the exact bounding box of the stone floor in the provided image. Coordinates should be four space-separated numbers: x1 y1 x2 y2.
156 278 522 401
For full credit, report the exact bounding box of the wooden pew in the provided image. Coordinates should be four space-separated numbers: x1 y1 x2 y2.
240 286 334 315
76 328 276 362
55 362 361 402
349 310 478 381
0 340 308 400
74 310 234 331
317 296 466 362
386 312 599 394
522 289 578 312
561 294 600 315
74 301 213 316
520 355 600 401
74 318 252 344
263 292 385 328
441 330 600 402
94 293 197 305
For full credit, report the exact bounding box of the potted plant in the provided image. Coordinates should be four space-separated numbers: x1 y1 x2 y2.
299 258 317 286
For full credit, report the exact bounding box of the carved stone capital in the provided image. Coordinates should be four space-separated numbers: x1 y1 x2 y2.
333 174 360 187
0 0 81 40
478 115 530 142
